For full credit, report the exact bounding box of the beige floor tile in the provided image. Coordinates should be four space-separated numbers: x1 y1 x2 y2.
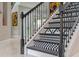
0 38 33 57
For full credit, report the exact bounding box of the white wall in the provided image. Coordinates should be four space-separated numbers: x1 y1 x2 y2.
0 2 11 41
66 23 79 57
11 2 20 38
11 2 40 38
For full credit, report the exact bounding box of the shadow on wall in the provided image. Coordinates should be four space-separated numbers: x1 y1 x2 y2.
67 25 79 57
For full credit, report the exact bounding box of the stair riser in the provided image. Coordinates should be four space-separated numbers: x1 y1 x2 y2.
27 49 57 57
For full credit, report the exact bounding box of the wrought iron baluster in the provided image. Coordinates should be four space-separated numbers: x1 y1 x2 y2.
45 3 47 21
33 10 36 34
67 13 70 43
27 14 29 41
38 6 40 28
35 8 38 31
70 11 72 39
66 12 68 47
29 12 32 39
41 4 43 26
24 16 27 44
31 11 34 36
35 9 37 33
42 3 45 23
39 6 41 27
37 7 39 30
32 11 35 35
64 12 67 47
38 6 40 29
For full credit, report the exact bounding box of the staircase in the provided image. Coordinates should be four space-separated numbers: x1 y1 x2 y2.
21 2 79 57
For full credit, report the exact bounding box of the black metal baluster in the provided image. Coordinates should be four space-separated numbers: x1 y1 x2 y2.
47 2 50 18
63 12 65 47
39 6 41 27
38 6 40 29
36 8 38 31
66 12 68 47
40 5 43 27
63 10 65 56
27 14 29 41
29 12 32 38
67 10 70 43
28 13 30 39
21 12 24 54
66 10 68 47
70 10 72 39
31 11 34 36
25 16 27 44
34 9 37 33
33 10 36 34
37 7 38 31
31 11 33 36
45 3 47 21
42 3 44 23
64 13 66 50
39 5 42 27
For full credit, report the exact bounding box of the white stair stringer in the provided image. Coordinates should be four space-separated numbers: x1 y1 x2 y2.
26 49 57 57
65 23 79 57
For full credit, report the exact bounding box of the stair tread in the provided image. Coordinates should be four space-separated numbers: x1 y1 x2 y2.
53 15 78 19
40 37 65 39
39 33 68 36
34 39 60 44
56 10 79 15
44 27 72 29
49 20 75 24
69 3 79 7
65 7 79 10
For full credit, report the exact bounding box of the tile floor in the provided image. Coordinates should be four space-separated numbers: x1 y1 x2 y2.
1 37 79 57
0 37 34 57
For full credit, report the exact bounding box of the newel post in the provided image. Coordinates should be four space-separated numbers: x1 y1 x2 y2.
59 2 64 57
20 12 24 54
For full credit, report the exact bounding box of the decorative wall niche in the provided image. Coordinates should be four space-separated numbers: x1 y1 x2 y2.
12 12 18 26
